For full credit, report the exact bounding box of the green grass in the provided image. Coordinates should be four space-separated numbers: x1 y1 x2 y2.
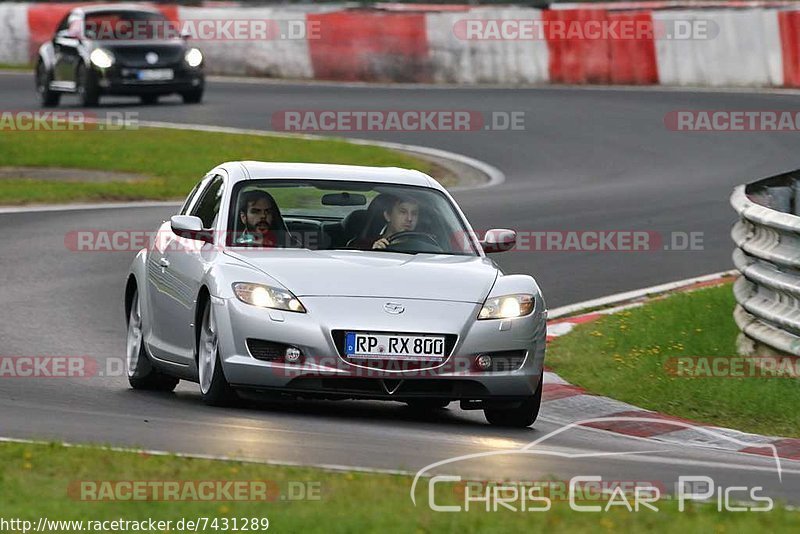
0 127 435 204
1 441 797 532
0 63 31 71
548 283 800 438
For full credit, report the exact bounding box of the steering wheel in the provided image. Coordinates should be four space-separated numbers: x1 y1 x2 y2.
386 231 442 251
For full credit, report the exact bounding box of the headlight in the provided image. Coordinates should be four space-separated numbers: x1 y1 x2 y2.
185 48 203 68
232 282 305 313
89 48 114 69
478 294 534 320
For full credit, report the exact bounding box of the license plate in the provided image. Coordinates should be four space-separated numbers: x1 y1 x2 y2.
345 332 446 361
137 69 173 81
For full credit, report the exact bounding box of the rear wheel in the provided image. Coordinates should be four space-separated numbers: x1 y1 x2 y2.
36 61 60 107
76 64 100 107
484 376 543 428
126 288 179 391
406 399 450 411
198 300 238 406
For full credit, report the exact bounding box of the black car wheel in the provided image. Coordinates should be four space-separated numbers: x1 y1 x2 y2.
140 94 159 105
181 88 203 104
484 375 543 428
36 61 60 108
76 63 100 107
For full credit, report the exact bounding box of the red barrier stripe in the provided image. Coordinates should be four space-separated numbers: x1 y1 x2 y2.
608 12 658 84
544 9 612 84
778 11 800 87
542 383 589 401
740 438 800 460
307 10 430 82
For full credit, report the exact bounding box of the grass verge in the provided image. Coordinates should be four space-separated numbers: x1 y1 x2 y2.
1 441 797 532
0 127 436 204
547 283 800 438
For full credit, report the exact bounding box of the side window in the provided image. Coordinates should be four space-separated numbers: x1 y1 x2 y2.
179 179 204 215
191 175 224 229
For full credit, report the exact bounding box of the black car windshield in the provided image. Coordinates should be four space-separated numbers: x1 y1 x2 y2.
227 180 479 256
83 11 174 41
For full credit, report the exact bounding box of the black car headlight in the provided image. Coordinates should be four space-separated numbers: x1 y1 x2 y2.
89 48 115 69
185 48 203 68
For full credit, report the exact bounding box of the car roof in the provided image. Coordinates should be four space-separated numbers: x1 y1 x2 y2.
228 161 439 189
74 4 163 16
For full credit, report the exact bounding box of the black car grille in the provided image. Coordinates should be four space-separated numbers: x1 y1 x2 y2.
286 377 490 398
330 330 458 370
246 339 287 362
486 350 527 372
113 45 184 67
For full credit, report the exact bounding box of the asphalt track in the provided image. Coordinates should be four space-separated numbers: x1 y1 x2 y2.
1 72 800 502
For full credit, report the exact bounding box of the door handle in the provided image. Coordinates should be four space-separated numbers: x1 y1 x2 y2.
159 258 170 268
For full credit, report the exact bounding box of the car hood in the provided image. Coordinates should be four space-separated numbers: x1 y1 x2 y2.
224 249 498 303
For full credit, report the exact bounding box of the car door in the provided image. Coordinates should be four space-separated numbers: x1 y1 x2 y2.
147 174 225 364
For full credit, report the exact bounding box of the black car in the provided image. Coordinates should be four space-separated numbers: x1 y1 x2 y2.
35 5 205 107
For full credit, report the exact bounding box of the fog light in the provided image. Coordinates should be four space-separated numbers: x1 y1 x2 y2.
475 354 492 371
284 347 302 364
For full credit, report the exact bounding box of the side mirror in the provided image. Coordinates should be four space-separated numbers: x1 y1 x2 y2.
171 215 213 243
481 228 516 253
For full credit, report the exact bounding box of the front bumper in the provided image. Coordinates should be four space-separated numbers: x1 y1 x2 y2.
213 295 547 401
94 64 204 95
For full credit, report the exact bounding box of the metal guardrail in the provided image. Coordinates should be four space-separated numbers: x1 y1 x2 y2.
731 170 800 357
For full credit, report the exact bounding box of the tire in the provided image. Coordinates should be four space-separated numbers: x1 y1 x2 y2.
197 300 238 406
406 399 450 411
76 63 100 107
140 94 159 105
126 288 179 392
484 376 543 428
181 89 203 104
36 61 60 107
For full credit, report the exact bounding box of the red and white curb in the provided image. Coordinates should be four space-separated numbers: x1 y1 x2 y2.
542 272 800 461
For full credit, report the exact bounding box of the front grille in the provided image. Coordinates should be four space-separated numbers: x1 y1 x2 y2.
487 350 527 372
113 45 184 67
330 330 458 370
246 339 287 361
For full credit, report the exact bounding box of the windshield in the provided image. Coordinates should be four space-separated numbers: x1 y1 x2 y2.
83 11 173 41
227 179 478 256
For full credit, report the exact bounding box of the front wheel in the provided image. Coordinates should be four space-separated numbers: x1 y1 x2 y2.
198 300 238 406
484 376 543 428
76 64 100 107
126 288 179 391
36 61 60 107
181 89 203 104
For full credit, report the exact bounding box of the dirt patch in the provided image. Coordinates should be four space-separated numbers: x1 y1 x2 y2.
0 167 149 183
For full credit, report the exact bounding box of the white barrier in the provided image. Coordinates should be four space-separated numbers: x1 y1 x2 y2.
176 6 321 78
425 8 550 84
653 9 784 87
0 3 30 65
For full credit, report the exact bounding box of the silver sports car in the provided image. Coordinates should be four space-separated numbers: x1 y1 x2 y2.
125 162 547 427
